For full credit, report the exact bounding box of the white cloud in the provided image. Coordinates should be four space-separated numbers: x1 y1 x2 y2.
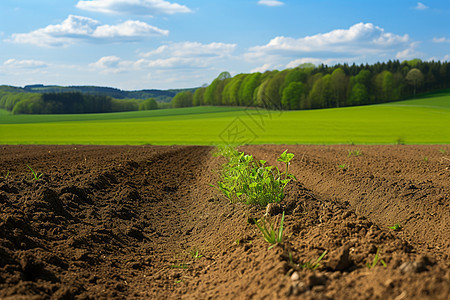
250 63 273 73
444 55 450 61
433 37 450 43
3 59 47 69
76 0 191 15
286 58 340 68
415 2 429 10
90 41 237 73
248 23 409 56
258 0 284 7
8 15 168 47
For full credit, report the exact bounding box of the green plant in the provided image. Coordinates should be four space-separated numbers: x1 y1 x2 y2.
2 171 9 179
348 150 362 157
26 164 43 180
169 264 189 269
388 223 402 231
191 249 203 259
214 148 296 206
338 164 348 171
254 211 285 249
366 248 387 269
300 250 328 270
423 156 429 162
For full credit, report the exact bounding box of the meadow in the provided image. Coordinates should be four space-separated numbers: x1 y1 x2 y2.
0 91 449 145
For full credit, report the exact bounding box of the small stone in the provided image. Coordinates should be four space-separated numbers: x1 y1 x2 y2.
291 272 300 281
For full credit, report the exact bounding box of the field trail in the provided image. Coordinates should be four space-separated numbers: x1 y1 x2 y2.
0 145 449 299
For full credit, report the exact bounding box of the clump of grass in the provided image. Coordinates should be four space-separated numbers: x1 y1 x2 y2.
366 248 386 269
388 223 402 231
254 211 285 249
214 148 296 206
348 150 362 157
26 164 43 180
190 249 203 259
338 164 348 171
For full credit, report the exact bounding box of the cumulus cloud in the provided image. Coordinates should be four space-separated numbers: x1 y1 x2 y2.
415 2 429 10
248 23 410 57
90 41 237 73
76 0 191 15
258 0 284 7
433 37 450 43
8 15 168 47
3 59 47 69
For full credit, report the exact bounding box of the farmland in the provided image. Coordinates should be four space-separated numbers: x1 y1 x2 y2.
1 91 449 145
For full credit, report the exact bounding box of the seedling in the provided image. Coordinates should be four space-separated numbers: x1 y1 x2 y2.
254 211 285 249
338 164 348 171
235 239 240 245
26 165 43 180
169 264 189 269
388 223 402 231
2 171 9 180
423 157 429 162
174 280 183 284
366 248 387 269
300 250 328 270
348 150 362 157
191 249 203 259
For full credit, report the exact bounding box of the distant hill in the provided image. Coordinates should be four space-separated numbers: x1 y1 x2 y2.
18 85 197 103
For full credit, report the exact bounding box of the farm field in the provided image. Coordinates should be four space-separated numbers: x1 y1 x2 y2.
0 145 449 299
1 91 450 145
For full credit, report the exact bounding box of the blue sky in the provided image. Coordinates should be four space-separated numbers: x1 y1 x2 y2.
1 0 449 90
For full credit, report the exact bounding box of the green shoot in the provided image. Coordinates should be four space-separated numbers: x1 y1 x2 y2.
254 211 285 249
169 264 189 269
388 223 402 231
26 164 43 180
300 250 328 270
175 280 183 284
235 239 240 245
366 248 387 269
2 171 10 180
338 164 348 171
348 150 362 157
191 249 203 259
423 156 429 162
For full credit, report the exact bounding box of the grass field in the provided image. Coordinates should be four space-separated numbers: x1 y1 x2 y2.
0 92 449 145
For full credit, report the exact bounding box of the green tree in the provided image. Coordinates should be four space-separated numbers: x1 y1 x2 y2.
193 87 206 106
349 83 369 106
281 82 306 110
139 98 158 110
406 68 424 97
330 68 348 107
171 91 193 108
238 72 261 106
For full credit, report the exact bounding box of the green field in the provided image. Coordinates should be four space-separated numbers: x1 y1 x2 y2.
1 92 449 145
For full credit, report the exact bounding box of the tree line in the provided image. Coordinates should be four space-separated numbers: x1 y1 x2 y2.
172 59 450 109
0 91 158 114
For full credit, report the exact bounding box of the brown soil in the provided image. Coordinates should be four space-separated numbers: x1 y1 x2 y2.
0 145 448 299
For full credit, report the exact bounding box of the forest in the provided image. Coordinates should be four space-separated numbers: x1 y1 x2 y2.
181 59 450 110
1 59 449 114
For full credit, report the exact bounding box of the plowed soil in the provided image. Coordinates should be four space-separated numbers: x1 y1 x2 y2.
0 145 449 299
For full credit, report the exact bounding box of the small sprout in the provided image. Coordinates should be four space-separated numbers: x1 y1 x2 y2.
169 264 189 269
254 211 285 249
423 156 429 162
235 239 240 245
175 279 183 284
300 250 328 270
2 171 10 180
348 150 362 157
338 164 348 171
191 249 203 259
366 248 387 269
388 223 402 231
26 165 43 180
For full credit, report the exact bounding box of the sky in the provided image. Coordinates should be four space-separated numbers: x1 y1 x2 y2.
0 0 449 90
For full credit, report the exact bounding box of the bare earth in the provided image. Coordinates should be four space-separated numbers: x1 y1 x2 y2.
0 145 449 299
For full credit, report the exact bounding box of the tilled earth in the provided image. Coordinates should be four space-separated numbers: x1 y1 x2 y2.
0 145 449 299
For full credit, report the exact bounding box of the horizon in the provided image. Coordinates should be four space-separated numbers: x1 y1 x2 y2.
1 0 449 90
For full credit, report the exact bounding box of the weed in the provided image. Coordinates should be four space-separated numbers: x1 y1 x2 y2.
214 148 296 206
174 280 183 284
2 171 10 180
388 223 402 231
26 165 43 180
235 239 240 245
423 156 429 162
348 150 362 157
254 211 285 249
366 248 387 269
